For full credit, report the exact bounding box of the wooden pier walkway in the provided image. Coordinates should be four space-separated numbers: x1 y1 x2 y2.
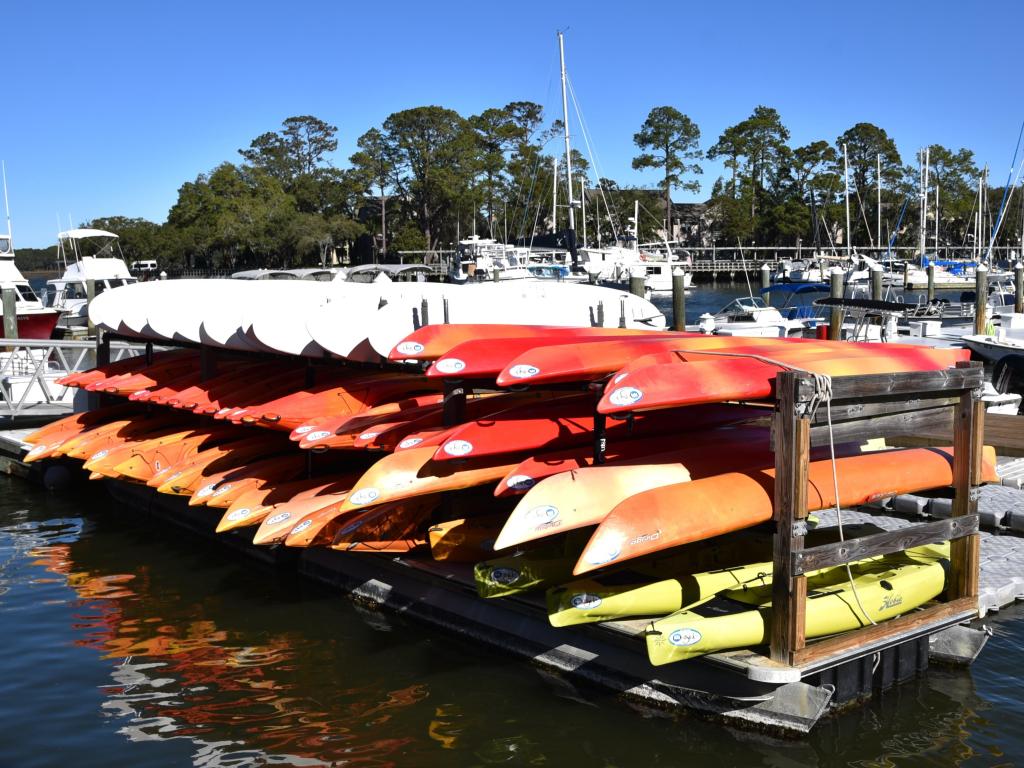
893 413 1024 457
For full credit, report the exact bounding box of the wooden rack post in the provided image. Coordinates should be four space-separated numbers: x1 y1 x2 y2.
770 372 810 661
769 363 984 667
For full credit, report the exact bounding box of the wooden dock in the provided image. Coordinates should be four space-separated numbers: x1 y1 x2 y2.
892 413 1024 458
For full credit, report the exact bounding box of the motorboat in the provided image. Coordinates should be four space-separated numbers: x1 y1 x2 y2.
0 233 60 338
692 295 806 337
963 314 1024 363
44 229 136 327
761 283 830 331
773 256 827 284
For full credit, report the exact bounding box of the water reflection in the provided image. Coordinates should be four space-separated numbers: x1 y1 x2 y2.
1 478 1023 767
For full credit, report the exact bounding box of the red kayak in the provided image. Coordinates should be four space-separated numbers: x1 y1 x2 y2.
432 395 763 463
424 332 681 379
491 335 840 387
598 347 970 415
254 374 441 431
388 324 661 362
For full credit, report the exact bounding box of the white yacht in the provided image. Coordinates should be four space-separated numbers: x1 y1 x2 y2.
452 236 533 281
577 245 692 292
45 229 136 326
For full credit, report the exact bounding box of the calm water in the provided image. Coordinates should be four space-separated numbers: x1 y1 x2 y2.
2 474 1023 768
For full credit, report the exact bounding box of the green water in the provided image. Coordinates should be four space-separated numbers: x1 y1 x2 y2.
1 476 1022 767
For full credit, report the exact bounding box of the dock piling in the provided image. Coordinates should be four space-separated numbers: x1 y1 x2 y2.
1015 262 1023 313
672 267 687 332
760 263 771 305
618 297 626 329
975 264 989 334
927 264 936 302
86 279 96 337
1 287 16 341
629 266 646 299
870 264 883 301
828 267 844 341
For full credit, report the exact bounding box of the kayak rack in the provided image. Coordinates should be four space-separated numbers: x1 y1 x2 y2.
765 360 985 671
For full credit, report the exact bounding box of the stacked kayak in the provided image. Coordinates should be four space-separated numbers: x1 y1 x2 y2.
31 318 998 667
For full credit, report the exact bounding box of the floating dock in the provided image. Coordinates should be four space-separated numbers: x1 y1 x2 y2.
3 373 1023 735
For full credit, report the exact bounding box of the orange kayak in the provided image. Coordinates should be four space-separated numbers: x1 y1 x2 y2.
249 474 363 545
492 416 768 497
189 453 309 508
151 435 289 495
108 425 254 483
574 445 999 575
330 494 442 551
84 355 202 396
187 365 312 415
57 412 190 462
23 402 144 447
332 446 522 516
429 511 510 562
494 432 876 550
288 393 447 443
57 349 194 389
179 366 307 413
217 479 352 534
83 425 226 478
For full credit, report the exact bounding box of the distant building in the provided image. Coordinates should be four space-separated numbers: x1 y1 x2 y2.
669 202 713 247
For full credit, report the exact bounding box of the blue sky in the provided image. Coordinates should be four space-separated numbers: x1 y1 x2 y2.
5 0 1022 247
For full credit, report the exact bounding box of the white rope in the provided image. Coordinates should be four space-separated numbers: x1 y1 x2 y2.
817 372 879 627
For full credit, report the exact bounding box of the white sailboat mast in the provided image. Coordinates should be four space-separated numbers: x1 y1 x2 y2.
580 175 587 248
876 154 881 251
552 156 558 234
633 199 639 252
2 161 11 243
558 32 575 231
843 143 851 258
918 147 930 261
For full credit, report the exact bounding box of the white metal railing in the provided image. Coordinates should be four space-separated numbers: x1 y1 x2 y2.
0 338 149 418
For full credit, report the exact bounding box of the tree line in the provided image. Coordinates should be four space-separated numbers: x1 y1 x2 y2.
14 106 1024 272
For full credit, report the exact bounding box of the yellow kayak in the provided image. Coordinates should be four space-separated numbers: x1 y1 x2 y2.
644 543 948 665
